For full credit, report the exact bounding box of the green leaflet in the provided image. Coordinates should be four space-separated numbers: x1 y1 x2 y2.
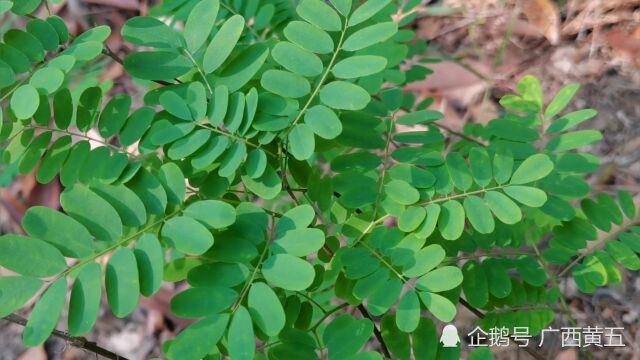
395 290 420 333
68 262 102 336
416 266 463 292
288 123 315 160
545 83 580 119
203 15 245 73
184 0 219 53
134 234 164 297
297 0 342 31
418 291 456 322
106 248 140 317
349 0 391 26
438 200 465 240
124 51 191 81
262 254 315 291
342 22 398 52
122 16 183 49
284 21 334 54
304 105 342 139
0 276 42 317
509 154 553 185
272 41 323 77
320 81 371 110
22 206 94 258
162 216 214 255
23 278 67 346
166 314 229 360
0 235 66 277
248 282 285 336
171 286 238 318
183 200 236 229
11 84 39 119
332 55 387 79
228 307 255 360
261 69 310 99
324 315 373 359
61 185 123 242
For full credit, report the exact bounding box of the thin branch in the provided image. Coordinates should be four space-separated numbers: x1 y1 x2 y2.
356 304 391 359
3 314 129 360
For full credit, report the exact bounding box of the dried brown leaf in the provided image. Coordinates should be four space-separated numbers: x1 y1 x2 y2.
522 0 561 45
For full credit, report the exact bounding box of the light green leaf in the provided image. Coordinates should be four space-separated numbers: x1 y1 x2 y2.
0 276 42 317
545 130 603 152
276 205 315 236
106 248 139 317
510 154 553 185
22 206 93 258
297 0 342 31
349 0 391 26
261 69 310 98
320 81 371 110
304 105 342 139
134 234 164 297
342 22 397 52
289 123 315 160
184 200 236 229
11 84 39 119
158 162 186 205
248 282 285 336
446 152 472 191
184 0 219 52
91 184 147 227
545 83 580 119
463 195 495 234
171 286 238 318
332 55 387 79
402 244 445 278
418 292 456 322
384 179 419 205
414 204 440 239
61 185 123 242
242 165 282 199
484 191 522 224
68 262 102 336
262 254 315 291
272 41 323 77
273 228 324 257
162 216 214 255
122 16 183 49
396 110 444 126
98 94 131 137
23 278 67 346
330 0 352 16
545 109 598 134
228 306 255 360
396 290 420 333
166 314 229 360
203 15 245 73
504 185 547 207
284 21 334 54
469 147 492 187
29 67 64 94
438 200 465 240
416 266 463 292
0 235 66 277
398 206 426 233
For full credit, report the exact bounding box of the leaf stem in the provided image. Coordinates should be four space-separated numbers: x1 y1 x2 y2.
3 314 128 360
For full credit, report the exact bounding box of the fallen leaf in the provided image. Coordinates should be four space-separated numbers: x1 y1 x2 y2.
522 0 561 45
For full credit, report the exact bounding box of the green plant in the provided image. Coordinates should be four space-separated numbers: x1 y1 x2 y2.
0 0 636 359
